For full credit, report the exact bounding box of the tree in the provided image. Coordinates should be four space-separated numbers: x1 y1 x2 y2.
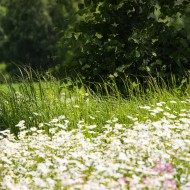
59 0 190 84
183 2 190 39
0 2 7 62
1 0 65 72
53 0 82 76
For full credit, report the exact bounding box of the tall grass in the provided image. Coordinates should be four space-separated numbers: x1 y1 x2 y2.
1 70 190 189
0 69 190 135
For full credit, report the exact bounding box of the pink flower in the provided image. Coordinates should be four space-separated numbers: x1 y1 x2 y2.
130 181 137 187
164 180 178 190
153 161 165 173
143 177 149 184
165 163 174 173
153 161 174 173
119 177 126 184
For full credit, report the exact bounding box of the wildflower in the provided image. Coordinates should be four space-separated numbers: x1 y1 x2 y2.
150 107 164 113
34 177 47 188
15 120 26 129
58 115 66 120
170 100 177 104
153 161 174 174
64 120 69 124
89 115 95 120
49 128 56 134
37 163 50 176
127 115 133 119
179 113 187 117
150 112 157 116
55 123 66 129
127 115 138 121
165 106 171 110
163 112 176 119
73 105 80 108
180 174 187 183
30 127 37 132
112 117 119 122
1 105 190 189
118 152 127 160
46 178 55 187
78 119 85 124
179 118 190 123
3 177 17 190
165 163 174 173
36 130 43 134
164 180 178 189
181 182 190 190
156 102 166 106
86 125 97 129
139 106 151 110
119 177 126 184
115 123 123 129
33 112 39 116
106 120 112 123
50 118 59 123
39 123 44 128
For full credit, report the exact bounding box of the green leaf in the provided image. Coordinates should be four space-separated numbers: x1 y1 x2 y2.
135 50 140 58
84 0 92 7
78 3 85 10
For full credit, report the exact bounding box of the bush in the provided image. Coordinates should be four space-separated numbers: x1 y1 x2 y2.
58 0 190 85
1 0 66 73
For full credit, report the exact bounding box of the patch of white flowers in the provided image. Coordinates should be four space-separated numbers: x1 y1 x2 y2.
0 102 190 190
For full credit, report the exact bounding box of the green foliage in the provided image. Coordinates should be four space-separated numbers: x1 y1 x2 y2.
183 2 190 39
0 0 66 73
0 3 7 62
59 0 190 84
53 0 82 76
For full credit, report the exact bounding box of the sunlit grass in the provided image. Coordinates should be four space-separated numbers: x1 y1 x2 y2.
1 72 190 134
0 72 190 189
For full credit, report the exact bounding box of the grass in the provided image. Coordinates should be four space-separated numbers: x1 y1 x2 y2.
0 63 10 83
0 72 189 135
0 72 190 189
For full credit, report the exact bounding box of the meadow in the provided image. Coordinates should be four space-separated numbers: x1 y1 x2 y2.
0 73 190 189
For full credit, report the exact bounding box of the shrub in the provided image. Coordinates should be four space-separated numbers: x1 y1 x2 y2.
58 0 190 85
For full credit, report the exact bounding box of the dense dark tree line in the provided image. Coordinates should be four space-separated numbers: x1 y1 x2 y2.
58 0 190 84
0 0 78 74
0 0 190 85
